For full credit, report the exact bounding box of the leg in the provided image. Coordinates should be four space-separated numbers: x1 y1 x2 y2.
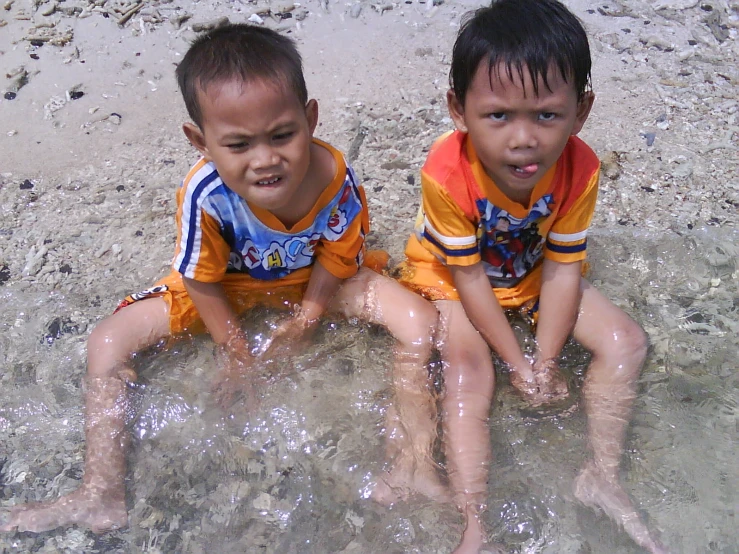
329 268 448 504
435 300 496 554
0 298 170 534
572 281 668 554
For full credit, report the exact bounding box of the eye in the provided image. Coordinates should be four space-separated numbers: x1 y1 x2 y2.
538 112 556 121
227 142 248 150
273 131 295 142
488 112 506 121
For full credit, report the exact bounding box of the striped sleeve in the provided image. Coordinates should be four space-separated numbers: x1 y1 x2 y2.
172 161 231 281
419 171 480 266
544 167 600 263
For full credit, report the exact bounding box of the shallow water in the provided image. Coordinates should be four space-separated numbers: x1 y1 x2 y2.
0 227 736 553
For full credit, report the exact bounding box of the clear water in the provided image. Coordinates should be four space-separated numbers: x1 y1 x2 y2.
0 228 736 553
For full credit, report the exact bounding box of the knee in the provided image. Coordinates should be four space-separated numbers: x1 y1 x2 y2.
596 317 648 374
443 351 495 401
87 320 134 379
397 298 440 354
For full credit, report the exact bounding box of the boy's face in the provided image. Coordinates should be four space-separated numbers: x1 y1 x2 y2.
448 60 594 204
183 78 317 218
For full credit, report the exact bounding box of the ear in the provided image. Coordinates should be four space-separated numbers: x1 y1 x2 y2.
183 122 211 160
446 89 468 133
305 99 319 135
571 91 595 136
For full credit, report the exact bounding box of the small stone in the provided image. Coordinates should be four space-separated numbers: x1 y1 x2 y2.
19 179 34 190
42 317 80 345
69 91 84 100
116 185 125 192
30 53 39 60
349 3 362 17
247 13 264 24
30 39 44 47
59 264 72 274
4 91 16 100
642 132 656 147
0 265 10 285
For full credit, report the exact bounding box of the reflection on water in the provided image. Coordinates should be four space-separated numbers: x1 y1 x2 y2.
0 228 737 553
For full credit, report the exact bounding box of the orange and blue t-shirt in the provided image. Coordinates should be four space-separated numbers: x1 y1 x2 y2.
400 130 600 306
172 138 368 284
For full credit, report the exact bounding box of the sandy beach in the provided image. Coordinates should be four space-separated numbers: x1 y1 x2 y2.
1 0 737 552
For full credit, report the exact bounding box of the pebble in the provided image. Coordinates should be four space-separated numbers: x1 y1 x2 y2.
23 244 48 276
4 91 16 100
642 131 657 146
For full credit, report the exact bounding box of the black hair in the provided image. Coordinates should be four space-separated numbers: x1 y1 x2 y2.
176 23 308 128
450 0 592 106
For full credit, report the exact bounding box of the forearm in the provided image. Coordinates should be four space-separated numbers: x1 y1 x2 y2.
451 263 529 371
300 260 344 322
183 277 241 346
535 258 582 362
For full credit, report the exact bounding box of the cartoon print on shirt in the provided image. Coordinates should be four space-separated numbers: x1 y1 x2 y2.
476 194 555 283
219 182 359 281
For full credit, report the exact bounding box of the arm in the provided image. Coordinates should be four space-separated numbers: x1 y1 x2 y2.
184 277 260 408
183 277 242 346
451 263 534 381
535 258 582 363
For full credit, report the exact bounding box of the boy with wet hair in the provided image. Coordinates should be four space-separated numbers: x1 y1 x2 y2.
0 23 441 534
395 1 669 552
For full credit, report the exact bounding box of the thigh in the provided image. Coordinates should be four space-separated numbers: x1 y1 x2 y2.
435 300 495 390
329 267 438 347
88 297 171 372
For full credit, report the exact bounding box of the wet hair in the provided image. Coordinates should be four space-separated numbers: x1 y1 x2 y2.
176 23 308 128
450 0 592 106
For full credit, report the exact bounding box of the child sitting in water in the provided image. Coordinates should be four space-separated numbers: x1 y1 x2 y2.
0 23 440 534
390 1 670 552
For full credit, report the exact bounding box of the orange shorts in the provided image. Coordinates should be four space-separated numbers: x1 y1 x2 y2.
395 259 589 326
115 250 390 336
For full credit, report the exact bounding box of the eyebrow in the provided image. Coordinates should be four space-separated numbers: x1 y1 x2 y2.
219 122 297 141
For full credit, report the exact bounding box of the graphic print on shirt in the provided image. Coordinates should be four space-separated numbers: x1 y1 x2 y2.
476 194 554 284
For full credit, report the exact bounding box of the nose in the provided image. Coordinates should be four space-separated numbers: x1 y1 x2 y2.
251 143 279 170
508 120 538 150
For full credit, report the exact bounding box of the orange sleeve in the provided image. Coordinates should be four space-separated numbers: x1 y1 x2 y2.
175 208 231 282
418 171 481 267
315 185 369 279
544 167 599 263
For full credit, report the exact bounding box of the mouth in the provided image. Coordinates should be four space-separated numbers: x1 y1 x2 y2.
509 163 539 178
255 176 281 186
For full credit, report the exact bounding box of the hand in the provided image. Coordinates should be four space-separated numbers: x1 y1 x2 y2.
211 333 265 411
259 306 318 361
509 359 568 406
531 358 569 403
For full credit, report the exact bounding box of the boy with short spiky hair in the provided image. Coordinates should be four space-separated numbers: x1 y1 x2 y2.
395 1 669 552
1 23 441 534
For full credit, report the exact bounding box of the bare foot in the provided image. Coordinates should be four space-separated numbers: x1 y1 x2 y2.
0 486 127 534
370 460 451 506
574 463 670 554
453 506 485 554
